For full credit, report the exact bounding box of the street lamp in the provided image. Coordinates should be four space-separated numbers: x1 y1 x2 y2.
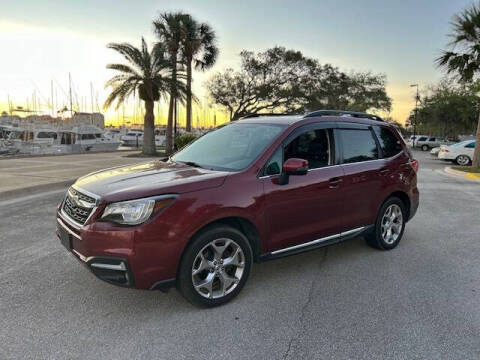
410 84 419 140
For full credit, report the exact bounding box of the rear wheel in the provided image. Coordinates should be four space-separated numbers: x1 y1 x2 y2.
366 197 406 250
177 225 253 307
455 155 471 166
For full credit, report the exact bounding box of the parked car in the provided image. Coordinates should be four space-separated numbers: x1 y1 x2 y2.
407 135 427 147
414 136 447 151
438 140 476 165
430 146 441 156
56 110 420 307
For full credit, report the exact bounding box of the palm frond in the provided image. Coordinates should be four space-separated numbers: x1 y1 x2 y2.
107 42 144 72
106 63 141 77
438 2 480 81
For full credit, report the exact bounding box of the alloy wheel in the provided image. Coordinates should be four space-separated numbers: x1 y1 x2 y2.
381 204 403 245
457 155 470 166
191 238 245 299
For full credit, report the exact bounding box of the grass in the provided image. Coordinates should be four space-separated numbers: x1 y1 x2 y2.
452 166 480 173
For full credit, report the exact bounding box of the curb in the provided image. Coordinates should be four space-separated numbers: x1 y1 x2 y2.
443 166 480 182
0 179 75 202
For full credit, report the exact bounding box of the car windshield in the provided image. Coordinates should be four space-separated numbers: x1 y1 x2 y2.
452 140 471 147
172 122 285 171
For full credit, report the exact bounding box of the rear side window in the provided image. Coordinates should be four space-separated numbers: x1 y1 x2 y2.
339 129 378 164
465 142 476 148
373 126 402 158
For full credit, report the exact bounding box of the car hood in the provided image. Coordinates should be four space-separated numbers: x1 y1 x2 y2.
74 160 229 202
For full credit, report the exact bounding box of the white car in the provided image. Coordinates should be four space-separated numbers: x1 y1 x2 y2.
430 146 441 156
438 140 476 166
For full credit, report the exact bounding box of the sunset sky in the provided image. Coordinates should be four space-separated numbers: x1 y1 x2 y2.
0 0 474 127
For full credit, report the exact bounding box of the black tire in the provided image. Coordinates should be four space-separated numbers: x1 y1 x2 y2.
365 197 406 250
177 225 253 308
421 144 429 151
455 155 471 166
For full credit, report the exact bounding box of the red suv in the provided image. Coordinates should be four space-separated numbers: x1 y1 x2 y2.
57 110 419 307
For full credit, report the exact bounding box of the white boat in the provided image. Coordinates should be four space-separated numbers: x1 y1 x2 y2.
121 129 166 147
4 125 121 154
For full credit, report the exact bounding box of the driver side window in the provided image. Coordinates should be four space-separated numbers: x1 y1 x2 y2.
263 128 331 176
284 129 330 169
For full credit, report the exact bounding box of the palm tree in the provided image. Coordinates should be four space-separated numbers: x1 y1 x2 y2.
436 2 480 168
180 15 218 132
104 38 172 155
153 12 187 155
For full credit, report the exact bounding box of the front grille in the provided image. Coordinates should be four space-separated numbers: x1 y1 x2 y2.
62 187 96 225
68 187 96 204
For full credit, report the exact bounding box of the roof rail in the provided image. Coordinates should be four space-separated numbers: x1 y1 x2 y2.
239 113 301 119
303 110 383 121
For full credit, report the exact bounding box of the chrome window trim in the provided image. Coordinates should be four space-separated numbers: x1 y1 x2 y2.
57 217 81 240
270 226 367 255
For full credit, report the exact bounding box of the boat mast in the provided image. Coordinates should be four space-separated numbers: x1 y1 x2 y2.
69 73 73 117
90 82 94 113
51 80 54 117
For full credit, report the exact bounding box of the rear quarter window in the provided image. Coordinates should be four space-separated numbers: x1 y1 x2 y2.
373 126 403 158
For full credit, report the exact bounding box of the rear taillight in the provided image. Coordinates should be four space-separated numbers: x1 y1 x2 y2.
410 159 419 172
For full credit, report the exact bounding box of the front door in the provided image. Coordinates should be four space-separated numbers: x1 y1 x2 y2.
262 124 344 252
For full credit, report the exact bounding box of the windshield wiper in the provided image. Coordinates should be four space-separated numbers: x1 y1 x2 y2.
178 161 203 168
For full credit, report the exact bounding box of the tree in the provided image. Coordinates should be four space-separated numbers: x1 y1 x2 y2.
154 12 188 155
436 2 480 168
104 38 173 155
414 80 478 139
206 47 391 120
301 65 391 112
180 15 218 132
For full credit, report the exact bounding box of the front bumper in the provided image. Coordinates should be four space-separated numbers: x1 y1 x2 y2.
56 207 177 290
438 151 454 160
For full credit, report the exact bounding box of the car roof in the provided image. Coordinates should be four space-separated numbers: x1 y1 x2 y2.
237 114 387 127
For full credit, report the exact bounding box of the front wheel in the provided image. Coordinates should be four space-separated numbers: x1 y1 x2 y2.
177 225 253 307
421 144 429 151
455 155 471 166
366 197 406 250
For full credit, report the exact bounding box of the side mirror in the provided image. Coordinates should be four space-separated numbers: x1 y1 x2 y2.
277 158 308 185
283 158 309 176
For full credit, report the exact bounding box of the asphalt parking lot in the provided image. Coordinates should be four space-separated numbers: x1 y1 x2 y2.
0 150 479 359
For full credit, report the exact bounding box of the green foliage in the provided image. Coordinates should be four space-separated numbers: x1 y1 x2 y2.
437 2 480 167
436 2 480 82
206 47 391 120
175 132 198 149
412 78 479 138
452 166 480 173
104 38 173 109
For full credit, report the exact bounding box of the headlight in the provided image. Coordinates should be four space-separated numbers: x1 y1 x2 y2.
101 195 176 225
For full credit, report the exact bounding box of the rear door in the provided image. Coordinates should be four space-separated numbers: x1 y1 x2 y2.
262 123 344 252
335 124 383 230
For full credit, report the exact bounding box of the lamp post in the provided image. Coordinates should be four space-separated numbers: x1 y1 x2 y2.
410 84 419 142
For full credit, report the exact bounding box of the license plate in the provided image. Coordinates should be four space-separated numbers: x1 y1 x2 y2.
57 224 71 250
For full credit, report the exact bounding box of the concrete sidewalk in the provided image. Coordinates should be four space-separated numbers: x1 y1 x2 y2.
0 151 158 200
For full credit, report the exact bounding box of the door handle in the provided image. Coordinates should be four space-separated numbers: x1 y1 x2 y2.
328 177 343 188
